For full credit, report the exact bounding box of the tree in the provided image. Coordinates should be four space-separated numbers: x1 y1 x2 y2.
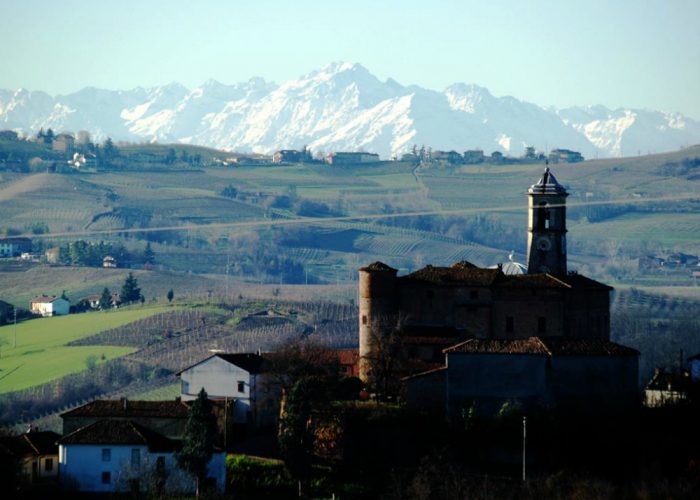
176 388 217 497
60 289 69 302
363 314 409 399
143 242 155 264
102 137 118 162
99 287 112 310
167 289 174 303
165 148 177 165
120 272 142 304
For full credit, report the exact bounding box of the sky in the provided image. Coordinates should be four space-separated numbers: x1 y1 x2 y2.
1 0 699 119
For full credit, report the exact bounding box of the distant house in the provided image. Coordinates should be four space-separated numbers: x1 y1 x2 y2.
272 150 303 164
464 150 485 164
57 420 226 494
0 429 60 485
0 237 32 258
331 348 360 378
489 151 504 163
44 247 61 264
30 295 70 317
83 292 120 310
644 368 692 407
400 153 420 163
432 150 463 165
325 152 380 165
177 353 279 427
548 148 584 163
103 256 117 268
52 133 75 153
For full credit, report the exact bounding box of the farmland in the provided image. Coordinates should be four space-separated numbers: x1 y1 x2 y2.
0 305 168 392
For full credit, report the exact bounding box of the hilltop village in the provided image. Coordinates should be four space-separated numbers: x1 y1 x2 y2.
2 163 700 498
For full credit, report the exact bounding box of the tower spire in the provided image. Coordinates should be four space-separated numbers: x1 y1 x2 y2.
526 167 568 274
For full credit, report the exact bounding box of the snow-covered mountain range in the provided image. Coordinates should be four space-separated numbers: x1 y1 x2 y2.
2 62 699 159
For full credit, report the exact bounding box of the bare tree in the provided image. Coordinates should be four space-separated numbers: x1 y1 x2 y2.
363 314 409 399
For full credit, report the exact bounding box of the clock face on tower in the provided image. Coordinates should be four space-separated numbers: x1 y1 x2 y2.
536 236 552 251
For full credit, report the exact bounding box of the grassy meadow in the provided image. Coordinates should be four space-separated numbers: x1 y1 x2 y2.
0 305 167 393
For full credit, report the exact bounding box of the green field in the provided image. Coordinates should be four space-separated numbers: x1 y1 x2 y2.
0 306 168 393
132 382 181 401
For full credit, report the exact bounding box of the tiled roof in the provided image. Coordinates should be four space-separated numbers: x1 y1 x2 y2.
58 420 178 452
645 370 692 392
401 366 447 381
444 337 639 357
177 353 267 375
31 295 59 304
403 336 461 345
61 399 189 419
401 264 501 286
0 431 60 457
360 261 397 272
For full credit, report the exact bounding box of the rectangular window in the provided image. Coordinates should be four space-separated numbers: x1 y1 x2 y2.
538 317 547 334
102 471 111 484
131 448 141 468
238 381 245 393
362 315 367 325
44 458 54 472
102 448 111 462
182 380 190 394
505 316 514 334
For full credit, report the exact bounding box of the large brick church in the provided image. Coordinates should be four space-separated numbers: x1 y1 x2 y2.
358 168 639 415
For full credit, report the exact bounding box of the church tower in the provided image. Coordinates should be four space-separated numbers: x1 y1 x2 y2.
527 167 568 275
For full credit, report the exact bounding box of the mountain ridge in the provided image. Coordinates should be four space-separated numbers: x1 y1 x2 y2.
1 62 699 159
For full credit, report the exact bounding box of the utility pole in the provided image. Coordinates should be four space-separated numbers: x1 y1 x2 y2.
522 416 527 482
13 307 17 348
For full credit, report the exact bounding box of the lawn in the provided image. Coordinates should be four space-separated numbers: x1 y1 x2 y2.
132 382 181 401
0 305 168 393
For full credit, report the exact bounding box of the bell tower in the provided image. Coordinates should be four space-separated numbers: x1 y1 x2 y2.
527 167 568 275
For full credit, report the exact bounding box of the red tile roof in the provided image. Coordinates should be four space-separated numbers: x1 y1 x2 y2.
61 399 189 419
0 431 60 457
401 264 501 286
444 337 638 357
58 420 178 452
31 295 60 304
360 261 397 272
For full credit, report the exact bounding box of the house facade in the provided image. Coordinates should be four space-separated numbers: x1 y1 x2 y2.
0 237 32 257
325 152 380 165
30 295 70 316
57 420 225 494
177 353 278 427
0 430 60 485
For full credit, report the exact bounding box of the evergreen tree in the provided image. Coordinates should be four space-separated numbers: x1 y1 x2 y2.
176 388 216 497
45 128 55 145
120 272 142 304
99 287 112 310
165 148 177 165
167 289 174 303
102 138 118 161
143 242 155 264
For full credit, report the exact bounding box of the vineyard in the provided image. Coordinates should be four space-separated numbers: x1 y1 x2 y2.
0 297 358 428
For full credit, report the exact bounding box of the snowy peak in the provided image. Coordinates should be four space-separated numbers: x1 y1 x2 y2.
1 64 699 158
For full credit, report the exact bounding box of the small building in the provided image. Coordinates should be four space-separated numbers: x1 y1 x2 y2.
325 152 380 165
272 150 303 164
103 256 117 268
30 295 70 317
431 150 464 165
0 429 60 485
0 237 32 258
404 337 639 417
644 368 692 407
57 419 226 494
333 349 360 378
548 148 584 163
52 133 75 153
464 150 485 164
177 353 278 427
489 151 504 163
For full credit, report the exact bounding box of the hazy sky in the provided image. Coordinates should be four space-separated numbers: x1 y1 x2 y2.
2 0 699 119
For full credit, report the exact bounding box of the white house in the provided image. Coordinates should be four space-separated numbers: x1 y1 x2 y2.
177 353 278 427
30 295 70 317
57 420 226 494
